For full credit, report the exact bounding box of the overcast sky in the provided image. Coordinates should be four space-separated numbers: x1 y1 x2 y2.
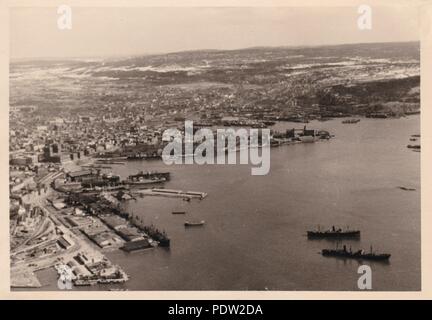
10 6 419 59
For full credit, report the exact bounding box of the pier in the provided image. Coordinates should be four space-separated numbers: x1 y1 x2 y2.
134 188 208 200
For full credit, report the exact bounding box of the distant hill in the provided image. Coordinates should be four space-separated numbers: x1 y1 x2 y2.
11 41 419 67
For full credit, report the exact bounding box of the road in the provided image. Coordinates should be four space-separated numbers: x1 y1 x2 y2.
11 165 123 288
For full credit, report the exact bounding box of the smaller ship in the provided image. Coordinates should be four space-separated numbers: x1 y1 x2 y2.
407 144 421 150
398 186 416 191
366 113 388 118
172 211 186 214
342 119 361 124
322 245 390 261
307 226 360 239
184 220 205 227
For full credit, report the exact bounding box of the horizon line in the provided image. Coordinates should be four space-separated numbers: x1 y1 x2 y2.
10 39 420 62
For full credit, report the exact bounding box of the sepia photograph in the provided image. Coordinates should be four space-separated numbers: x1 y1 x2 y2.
6 2 423 294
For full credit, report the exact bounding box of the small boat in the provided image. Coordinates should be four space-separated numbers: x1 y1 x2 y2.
407 144 421 149
172 211 186 214
125 178 166 186
184 220 205 227
398 186 416 191
342 119 361 124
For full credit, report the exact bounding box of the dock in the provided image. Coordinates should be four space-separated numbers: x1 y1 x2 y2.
95 161 126 165
82 165 113 169
134 188 208 200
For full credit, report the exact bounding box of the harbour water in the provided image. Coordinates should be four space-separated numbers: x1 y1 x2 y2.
36 116 421 291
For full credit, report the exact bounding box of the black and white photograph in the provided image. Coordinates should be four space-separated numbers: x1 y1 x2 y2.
7 2 423 293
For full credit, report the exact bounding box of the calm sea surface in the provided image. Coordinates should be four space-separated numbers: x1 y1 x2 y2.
35 116 421 291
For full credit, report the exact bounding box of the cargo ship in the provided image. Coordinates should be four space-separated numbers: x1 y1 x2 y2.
322 245 390 261
123 171 170 186
307 226 360 239
121 239 155 252
140 225 170 247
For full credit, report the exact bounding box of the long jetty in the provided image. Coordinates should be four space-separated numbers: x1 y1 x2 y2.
133 188 208 200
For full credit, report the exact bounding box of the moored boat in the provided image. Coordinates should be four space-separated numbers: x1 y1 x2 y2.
125 178 166 186
342 119 361 124
184 220 205 227
407 144 421 149
121 239 154 252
